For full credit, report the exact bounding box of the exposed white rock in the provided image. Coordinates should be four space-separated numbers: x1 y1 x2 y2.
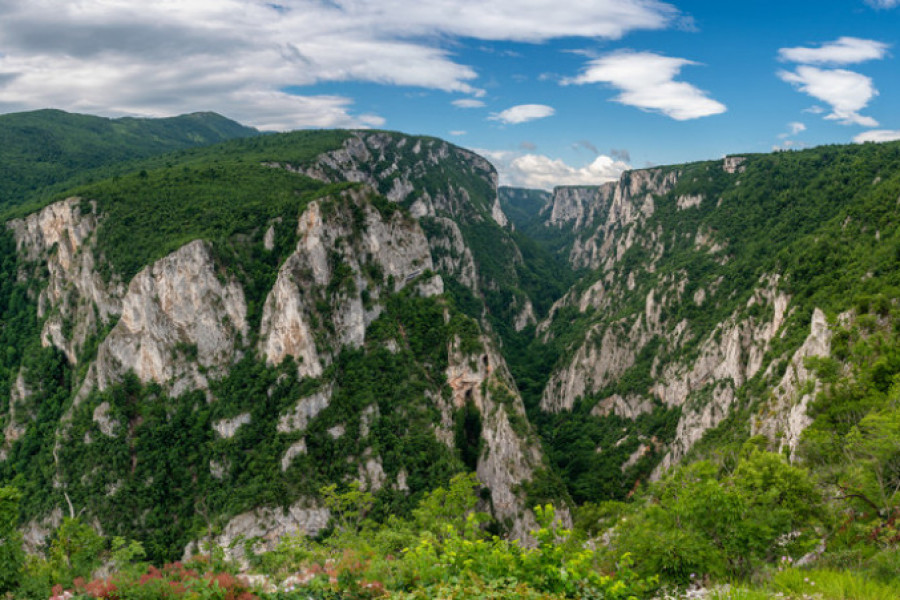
8 198 123 365
184 499 329 567
753 308 835 457
92 402 118 438
651 277 791 476
416 274 445 297
491 195 509 227
214 413 252 439
445 335 551 539
514 298 537 332
425 217 480 293
85 240 248 397
621 444 650 472
23 508 63 554
359 456 387 492
210 459 229 479
328 424 345 439
360 404 379 438
263 225 276 251
281 440 307 471
259 188 435 378
723 156 747 174
591 394 654 420
677 194 703 210
553 168 679 270
277 386 333 434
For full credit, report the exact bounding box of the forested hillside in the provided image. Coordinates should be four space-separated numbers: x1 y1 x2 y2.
0 109 258 215
2 111 900 599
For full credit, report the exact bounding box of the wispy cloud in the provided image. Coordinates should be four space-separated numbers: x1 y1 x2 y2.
489 104 555 124
854 129 900 143
778 122 807 139
0 0 680 128
778 66 878 127
452 99 486 108
865 0 900 9
778 37 889 65
564 51 726 120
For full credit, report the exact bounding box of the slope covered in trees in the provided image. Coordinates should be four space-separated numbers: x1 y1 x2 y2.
1 111 900 598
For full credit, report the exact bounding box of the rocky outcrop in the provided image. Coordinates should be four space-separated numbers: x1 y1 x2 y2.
545 169 679 270
277 386 333 434
422 217 480 293
184 499 329 566
723 156 747 174
8 197 123 365
259 188 437 379
591 394 654 420
753 308 838 457
273 131 499 220
651 277 791 475
443 335 546 538
85 240 248 397
548 186 609 232
214 413 252 439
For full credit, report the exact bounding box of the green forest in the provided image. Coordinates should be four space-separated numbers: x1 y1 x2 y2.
2 114 900 599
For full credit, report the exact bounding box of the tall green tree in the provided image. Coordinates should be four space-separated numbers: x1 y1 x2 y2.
0 486 24 593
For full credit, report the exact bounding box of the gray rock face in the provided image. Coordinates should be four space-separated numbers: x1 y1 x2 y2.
753 308 838 457
274 131 499 220
8 197 123 365
259 187 436 378
214 413 252 439
184 499 329 567
546 169 679 270
444 334 548 539
277 386 333 434
86 240 248 397
723 156 747 174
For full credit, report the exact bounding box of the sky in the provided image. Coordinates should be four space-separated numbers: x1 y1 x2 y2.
0 1 898 189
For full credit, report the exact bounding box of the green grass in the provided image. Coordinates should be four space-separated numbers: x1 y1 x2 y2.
773 568 900 600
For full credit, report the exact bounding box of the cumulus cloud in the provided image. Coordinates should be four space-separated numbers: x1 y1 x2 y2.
0 0 679 128
778 37 889 65
489 104 555 124
452 99 486 108
779 66 878 127
564 51 726 120
854 129 900 143
476 149 629 189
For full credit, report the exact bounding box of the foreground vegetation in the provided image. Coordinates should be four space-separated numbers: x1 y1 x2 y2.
3 434 900 600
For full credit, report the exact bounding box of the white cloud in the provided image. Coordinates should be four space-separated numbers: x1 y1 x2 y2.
449 130 467 136
778 121 806 139
779 66 878 127
452 99 486 108
788 121 807 135
489 104 555 124
866 0 900 8
564 51 726 120
0 0 680 128
778 37 889 65
476 149 629 189
854 129 900 143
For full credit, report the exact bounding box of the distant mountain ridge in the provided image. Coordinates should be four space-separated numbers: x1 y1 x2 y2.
0 108 258 214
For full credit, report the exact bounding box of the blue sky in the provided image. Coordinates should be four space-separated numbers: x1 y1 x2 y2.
0 0 898 188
